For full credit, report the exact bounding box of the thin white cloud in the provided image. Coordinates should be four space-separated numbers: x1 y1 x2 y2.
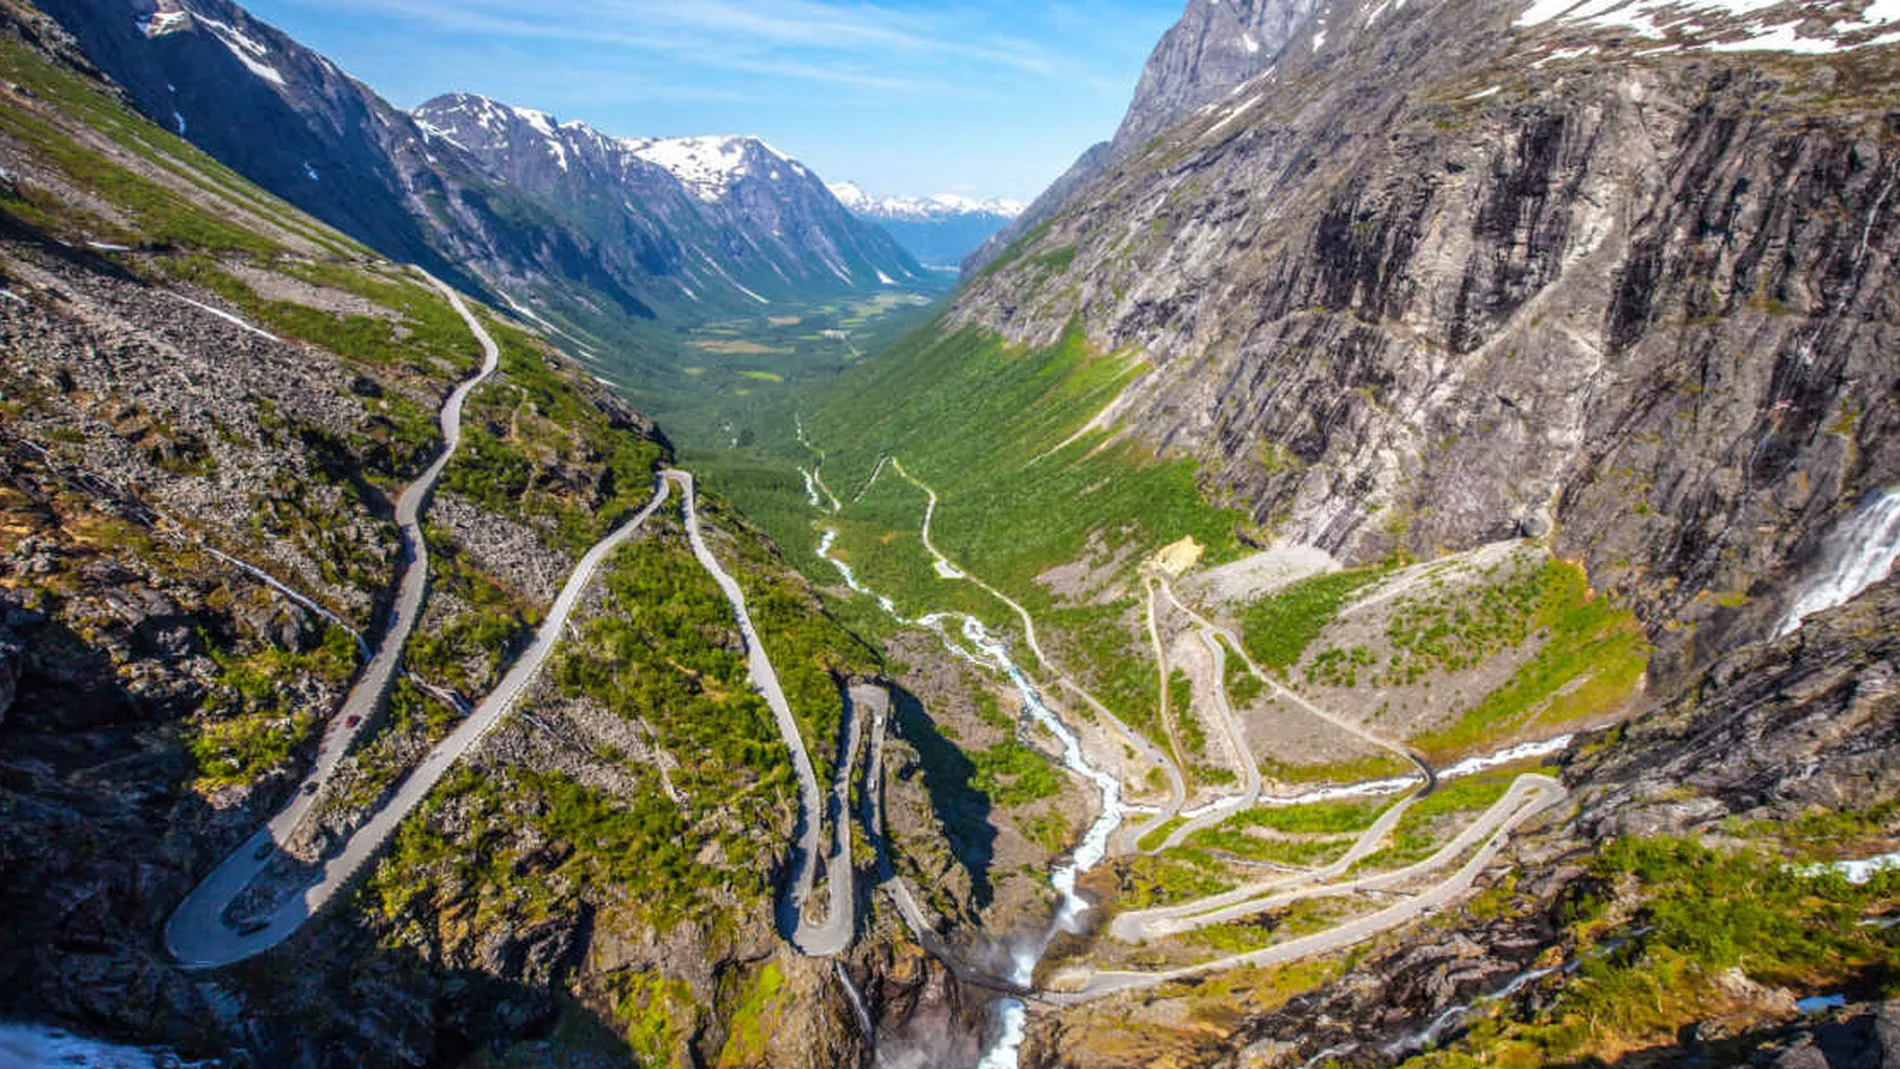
298 0 1110 89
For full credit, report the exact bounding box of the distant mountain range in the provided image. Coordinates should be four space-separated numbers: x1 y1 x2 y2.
35 0 928 362
829 182 1023 268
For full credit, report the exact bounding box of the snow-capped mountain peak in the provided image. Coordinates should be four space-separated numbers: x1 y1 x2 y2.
620 135 804 203
826 183 1025 222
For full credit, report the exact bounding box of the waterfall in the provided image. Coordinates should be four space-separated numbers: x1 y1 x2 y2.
959 619 1126 950
813 529 1127 1069
0 1021 217 1068
1777 491 1900 638
835 962 877 1060
973 1000 1028 1069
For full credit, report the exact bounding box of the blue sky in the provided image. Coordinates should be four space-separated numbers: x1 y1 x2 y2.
238 0 1186 202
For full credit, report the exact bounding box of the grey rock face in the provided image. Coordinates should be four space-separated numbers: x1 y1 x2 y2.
1114 0 1321 153
966 141 1116 274
952 0 1900 682
966 0 1317 273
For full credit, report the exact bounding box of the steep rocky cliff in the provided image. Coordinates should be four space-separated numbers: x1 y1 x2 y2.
967 0 1318 272
951 0 1900 682
796 0 1900 1062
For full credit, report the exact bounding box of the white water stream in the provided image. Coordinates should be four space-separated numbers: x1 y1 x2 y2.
0 1021 217 1068
813 526 1125 1067
1777 491 1900 637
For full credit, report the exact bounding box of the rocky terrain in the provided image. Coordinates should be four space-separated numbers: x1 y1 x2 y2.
1022 575 1900 1068
6 0 1900 1064
789 0 1900 1062
968 0 1318 272
0 5 898 1063
942 0 1900 690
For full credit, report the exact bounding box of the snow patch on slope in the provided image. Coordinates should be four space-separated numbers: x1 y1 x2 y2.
624 136 786 203
138 5 288 87
1518 0 1900 53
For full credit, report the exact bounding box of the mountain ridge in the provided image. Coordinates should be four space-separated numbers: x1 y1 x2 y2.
31 0 928 385
965 0 1318 273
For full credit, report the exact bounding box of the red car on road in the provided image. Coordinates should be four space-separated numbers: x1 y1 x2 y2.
345 715 361 728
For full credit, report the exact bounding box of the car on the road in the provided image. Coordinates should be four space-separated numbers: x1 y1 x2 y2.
303 781 320 795
345 715 361 728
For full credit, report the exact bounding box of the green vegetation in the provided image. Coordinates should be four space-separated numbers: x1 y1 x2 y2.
1352 772 1516 872
1183 830 1351 867
188 624 358 788
372 761 734 938
1721 801 1900 861
1225 647 1266 707
716 961 787 1067
970 738 1063 806
444 315 667 552
1381 556 1550 681
1305 643 1378 688
610 970 696 1067
552 535 792 810
0 34 357 255
160 256 482 376
1114 849 1237 909
1021 810 1075 854
1238 568 1390 674
1413 561 1649 759
329 677 456 812
1404 834 1900 1069
407 527 536 694
1184 897 1363 953
1139 818 1188 853
1052 598 1160 739
1032 245 1079 274
1216 797 1388 836
1259 751 1411 786
0 41 277 253
702 494 879 778
811 324 1243 598
800 466 996 626
1172 669 1206 758
1183 797 1386 865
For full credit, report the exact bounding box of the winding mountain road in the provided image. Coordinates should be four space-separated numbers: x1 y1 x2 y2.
168 277 564 966
1158 579 1434 787
885 458 1188 852
1115 774 1563 943
1052 774 1568 1003
670 470 857 956
1153 628 1264 852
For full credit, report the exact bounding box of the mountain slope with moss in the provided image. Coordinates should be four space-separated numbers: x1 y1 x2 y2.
0 6 891 1064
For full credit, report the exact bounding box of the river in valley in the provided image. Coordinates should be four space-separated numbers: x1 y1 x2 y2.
813 530 1125 1068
